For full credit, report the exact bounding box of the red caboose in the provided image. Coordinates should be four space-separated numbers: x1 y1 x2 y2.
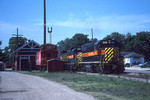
36 44 58 71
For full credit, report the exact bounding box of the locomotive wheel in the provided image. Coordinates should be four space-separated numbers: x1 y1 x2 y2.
102 66 112 74
115 67 124 74
99 66 106 73
91 65 96 73
77 66 81 71
114 63 125 74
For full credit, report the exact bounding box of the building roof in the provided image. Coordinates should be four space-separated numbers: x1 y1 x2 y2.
10 40 40 56
120 52 131 56
124 52 144 58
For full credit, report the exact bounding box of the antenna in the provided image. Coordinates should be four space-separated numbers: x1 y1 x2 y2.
91 28 93 40
48 27 52 44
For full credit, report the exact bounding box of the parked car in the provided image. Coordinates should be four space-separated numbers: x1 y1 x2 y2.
125 63 130 67
4 65 15 70
138 62 150 68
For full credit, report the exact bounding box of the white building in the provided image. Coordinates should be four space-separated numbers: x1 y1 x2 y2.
124 52 144 66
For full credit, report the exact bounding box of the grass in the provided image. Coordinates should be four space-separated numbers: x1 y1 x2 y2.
19 71 150 100
138 73 150 79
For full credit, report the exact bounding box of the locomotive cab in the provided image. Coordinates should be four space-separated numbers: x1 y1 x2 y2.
95 38 124 73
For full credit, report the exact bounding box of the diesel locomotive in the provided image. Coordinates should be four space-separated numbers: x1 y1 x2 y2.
59 38 124 73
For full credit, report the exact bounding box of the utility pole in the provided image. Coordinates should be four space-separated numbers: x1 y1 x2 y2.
91 28 93 40
12 27 23 49
44 0 46 44
48 27 52 44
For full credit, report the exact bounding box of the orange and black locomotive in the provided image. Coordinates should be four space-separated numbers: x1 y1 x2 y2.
59 38 124 73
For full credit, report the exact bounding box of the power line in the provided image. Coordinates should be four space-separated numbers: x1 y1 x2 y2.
91 28 93 40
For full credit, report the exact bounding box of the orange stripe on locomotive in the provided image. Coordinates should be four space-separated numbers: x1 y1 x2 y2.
80 50 105 57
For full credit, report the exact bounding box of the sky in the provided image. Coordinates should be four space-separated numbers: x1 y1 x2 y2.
0 0 150 49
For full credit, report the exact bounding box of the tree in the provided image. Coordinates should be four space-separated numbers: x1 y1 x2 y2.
0 41 7 62
71 33 89 48
104 32 125 43
3 37 27 64
57 38 73 51
104 31 150 61
8 37 27 52
103 32 126 51
57 33 90 51
133 32 150 61
123 33 136 52
3 46 11 64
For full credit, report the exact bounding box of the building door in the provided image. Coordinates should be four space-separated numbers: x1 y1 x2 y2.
21 59 29 71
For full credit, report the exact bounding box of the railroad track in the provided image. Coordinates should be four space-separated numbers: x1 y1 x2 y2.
77 70 150 84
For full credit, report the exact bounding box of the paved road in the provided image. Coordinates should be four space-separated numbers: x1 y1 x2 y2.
0 72 95 100
125 66 150 74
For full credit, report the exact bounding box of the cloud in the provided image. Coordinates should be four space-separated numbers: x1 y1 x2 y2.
46 14 150 34
0 21 17 35
0 21 27 35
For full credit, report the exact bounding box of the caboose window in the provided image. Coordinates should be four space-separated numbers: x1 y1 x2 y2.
47 46 51 49
42 46 44 49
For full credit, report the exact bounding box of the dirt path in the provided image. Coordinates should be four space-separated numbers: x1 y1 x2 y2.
0 72 95 100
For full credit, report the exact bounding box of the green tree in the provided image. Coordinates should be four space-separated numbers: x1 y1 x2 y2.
133 32 150 61
3 46 11 64
57 33 90 51
3 37 27 64
8 37 27 52
104 31 150 61
71 33 89 48
57 40 65 51
123 33 136 52
103 32 125 51
57 38 73 51
104 32 125 43
0 41 7 62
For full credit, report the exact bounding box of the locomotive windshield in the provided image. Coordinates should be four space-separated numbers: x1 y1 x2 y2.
94 39 120 50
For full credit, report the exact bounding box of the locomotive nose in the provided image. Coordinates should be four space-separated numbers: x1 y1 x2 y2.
104 47 119 62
